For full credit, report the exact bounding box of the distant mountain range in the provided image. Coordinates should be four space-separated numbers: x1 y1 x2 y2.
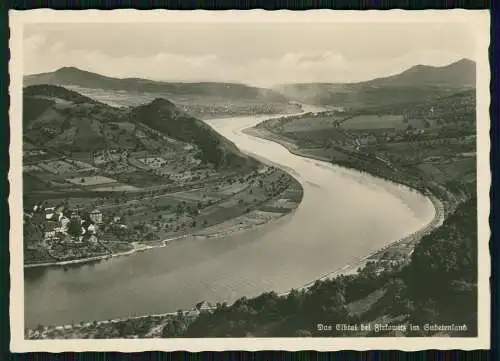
361 58 476 88
23 58 476 112
273 59 476 108
23 84 253 169
24 67 289 103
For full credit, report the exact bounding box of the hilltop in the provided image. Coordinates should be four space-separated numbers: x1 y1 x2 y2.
24 67 288 100
22 85 303 270
23 84 254 195
23 84 126 150
363 58 476 88
24 67 301 118
129 98 252 168
274 59 476 108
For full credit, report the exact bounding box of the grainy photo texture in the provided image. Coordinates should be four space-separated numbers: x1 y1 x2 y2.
9 10 490 352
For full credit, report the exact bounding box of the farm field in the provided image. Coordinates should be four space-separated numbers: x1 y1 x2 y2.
92 184 139 192
23 165 44 173
138 157 168 169
66 175 117 186
193 210 282 238
38 160 96 174
281 114 339 132
65 86 157 108
340 114 405 129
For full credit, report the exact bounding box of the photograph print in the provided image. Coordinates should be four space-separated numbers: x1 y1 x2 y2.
9 9 490 351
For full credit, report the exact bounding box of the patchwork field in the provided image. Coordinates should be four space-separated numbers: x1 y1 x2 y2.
168 191 218 203
23 165 44 173
340 114 405 129
23 149 47 157
66 175 117 186
92 184 139 192
193 210 282 238
416 163 446 183
65 86 157 108
281 114 339 132
268 198 299 210
38 159 96 174
214 182 249 196
138 157 168 169
94 150 125 165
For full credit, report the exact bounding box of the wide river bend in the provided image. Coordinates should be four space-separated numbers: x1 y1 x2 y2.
24 110 435 327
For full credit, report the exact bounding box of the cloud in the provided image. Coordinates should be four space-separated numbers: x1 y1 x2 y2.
23 37 467 87
23 34 46 53
23 21 476 86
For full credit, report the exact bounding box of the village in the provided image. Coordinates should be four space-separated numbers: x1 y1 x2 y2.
178 101 302 119
23 162 304 266
23 202 126 265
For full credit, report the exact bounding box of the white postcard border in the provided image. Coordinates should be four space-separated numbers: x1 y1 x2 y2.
9 9 491 352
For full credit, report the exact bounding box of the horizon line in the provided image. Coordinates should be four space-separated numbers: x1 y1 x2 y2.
23 57 476 88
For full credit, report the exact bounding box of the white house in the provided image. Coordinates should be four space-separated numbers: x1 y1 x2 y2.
60 217 70 231
44 230 56 239
87 235 98 244
90 209 103 224
87 224 98 234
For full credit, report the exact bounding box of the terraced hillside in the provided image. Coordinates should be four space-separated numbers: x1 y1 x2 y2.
22 85 302 267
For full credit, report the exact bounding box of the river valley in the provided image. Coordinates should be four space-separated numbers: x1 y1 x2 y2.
24 108 436 328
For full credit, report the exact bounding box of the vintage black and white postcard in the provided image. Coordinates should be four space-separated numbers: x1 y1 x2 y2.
9 9 490 351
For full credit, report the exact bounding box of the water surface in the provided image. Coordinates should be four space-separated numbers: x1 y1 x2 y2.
24 110 435 327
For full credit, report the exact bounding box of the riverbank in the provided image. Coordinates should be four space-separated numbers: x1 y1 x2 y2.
24 174 304 269
26 116 445 338
291 193 444 292
25 190 443 339
244 124 452 285
244 127 447 295
244 126 449 210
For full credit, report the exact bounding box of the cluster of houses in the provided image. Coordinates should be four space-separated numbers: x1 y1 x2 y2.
24 204 107 247
23 149 47 158
167 168 217 182
93 149 129 165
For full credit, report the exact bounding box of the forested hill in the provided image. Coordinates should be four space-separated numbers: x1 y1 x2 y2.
24 66 289 103
23 84 253 170
362 58 476 88
274 59 476 108
129 98 254 168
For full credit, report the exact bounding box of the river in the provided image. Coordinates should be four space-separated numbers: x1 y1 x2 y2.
24 107 436 327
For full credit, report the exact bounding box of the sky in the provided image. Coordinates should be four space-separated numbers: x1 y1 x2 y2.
23 21 476 87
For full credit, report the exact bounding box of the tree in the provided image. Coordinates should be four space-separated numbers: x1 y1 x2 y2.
67 217 82 238
162 321 177 337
